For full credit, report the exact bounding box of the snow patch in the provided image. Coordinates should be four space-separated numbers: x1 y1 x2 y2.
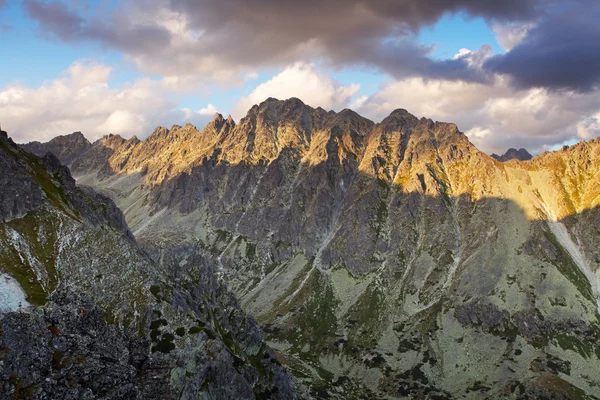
542 203 600 315
0 273 30 312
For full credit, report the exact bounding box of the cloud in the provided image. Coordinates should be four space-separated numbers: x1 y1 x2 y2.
66 62 112 87
23 0 543 83
576 112 600 140
0 61 205 143
491 21 534 51
244 71 259 81
24 0 600 95
355 75 600 154
484 2 600 92
232 63 360 119
98 110 146 135
23 0 171 53
198 104 218 116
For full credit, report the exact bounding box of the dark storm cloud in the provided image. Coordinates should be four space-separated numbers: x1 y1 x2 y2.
170 0 541 34
484 3 600 92
167 0 539 81
23 0 171 53
24 0 84 39
324 38 492 82
31 0 600 91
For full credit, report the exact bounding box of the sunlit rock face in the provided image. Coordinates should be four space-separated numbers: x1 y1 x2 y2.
26 98 600 399
0 132 296 399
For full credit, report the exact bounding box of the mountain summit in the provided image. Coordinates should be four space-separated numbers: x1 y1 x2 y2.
22 98 600 399
491 147 533 162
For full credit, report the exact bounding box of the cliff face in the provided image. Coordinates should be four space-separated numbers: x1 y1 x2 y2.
0 132 296 399
25 98 600 399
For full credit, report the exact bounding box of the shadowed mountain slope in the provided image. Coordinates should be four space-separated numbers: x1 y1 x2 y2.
1 130 296 399
24 98 600 399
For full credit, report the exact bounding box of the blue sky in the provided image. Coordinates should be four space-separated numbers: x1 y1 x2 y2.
1 0 599 155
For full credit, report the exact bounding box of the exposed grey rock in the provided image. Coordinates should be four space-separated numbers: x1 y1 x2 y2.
0 289 173 399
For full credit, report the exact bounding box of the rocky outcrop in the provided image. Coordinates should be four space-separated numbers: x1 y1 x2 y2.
491 147 533 162
24 98 600 399
0 290 171 399
0 131 296 399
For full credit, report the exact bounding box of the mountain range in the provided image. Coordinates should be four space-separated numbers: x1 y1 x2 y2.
5 97 600 398
0 127 295 399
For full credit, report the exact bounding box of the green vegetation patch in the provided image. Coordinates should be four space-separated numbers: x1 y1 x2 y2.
345 282 385 349
152 332 176 354
0 210 61 305
554 334 600 360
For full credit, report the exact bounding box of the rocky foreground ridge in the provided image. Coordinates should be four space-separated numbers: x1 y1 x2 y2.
23 98 600 399
0 129 296 399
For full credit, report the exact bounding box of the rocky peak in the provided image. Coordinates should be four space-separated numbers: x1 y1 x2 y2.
378 108 420 132
207 113 226 132
147 126 169 140
492 147 533 162
66 131 88 144
22 131 92 167
100 133 128 149
386 108 417 120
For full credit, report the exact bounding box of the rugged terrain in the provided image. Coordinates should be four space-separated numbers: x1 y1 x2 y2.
0 128 296 399
24 98 600 399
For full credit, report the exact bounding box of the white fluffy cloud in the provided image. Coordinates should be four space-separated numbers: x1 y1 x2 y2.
491 22 535 51
232 63 360 119
576 112 600 140
356 76 600 154
198 104 218 115
0 61 208 143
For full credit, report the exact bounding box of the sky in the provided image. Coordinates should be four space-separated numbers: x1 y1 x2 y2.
1 0 599 155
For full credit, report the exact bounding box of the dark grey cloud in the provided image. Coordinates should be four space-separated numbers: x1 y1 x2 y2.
22 0 543 82
24 0 84 39
170 0 541 34
23 0 171 53
168 0 540 81
484 2 600 92
325 37 493 82
24 0 599 94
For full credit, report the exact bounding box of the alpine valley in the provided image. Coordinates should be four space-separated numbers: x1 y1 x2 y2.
4 97 600 399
